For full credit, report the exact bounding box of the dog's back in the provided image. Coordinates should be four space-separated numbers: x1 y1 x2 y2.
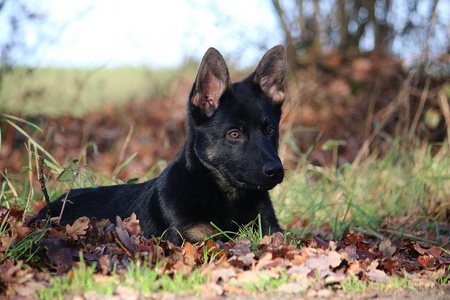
31 46 287 245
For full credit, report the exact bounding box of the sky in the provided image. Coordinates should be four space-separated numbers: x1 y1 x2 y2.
0 0 284 68
1 0 448 69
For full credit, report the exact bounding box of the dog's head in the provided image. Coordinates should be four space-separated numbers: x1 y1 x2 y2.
188 46 286 192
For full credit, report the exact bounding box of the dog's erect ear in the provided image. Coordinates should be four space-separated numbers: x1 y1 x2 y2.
191 48 231 117
254 45 286 104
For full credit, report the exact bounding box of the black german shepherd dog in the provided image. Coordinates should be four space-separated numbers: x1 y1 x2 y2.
31 46 286 245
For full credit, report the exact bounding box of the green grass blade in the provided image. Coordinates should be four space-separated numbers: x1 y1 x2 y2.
1 113 43 132
4 120 61 170
210 222 236 242
112 153 137 178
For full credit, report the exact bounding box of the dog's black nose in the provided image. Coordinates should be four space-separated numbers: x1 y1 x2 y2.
262 162 284 181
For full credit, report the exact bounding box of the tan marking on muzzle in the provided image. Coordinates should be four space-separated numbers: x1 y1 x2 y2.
205 147 216 161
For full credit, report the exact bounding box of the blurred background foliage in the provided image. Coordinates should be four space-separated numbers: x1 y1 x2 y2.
0 0 449 251
272 0 448 68
0 0 449 175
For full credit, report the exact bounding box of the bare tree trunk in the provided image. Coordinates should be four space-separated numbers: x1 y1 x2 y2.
297 0 307 41
338 0 349 53
271 0 298 66
366 0 391 56
0 0 7 12
423 0 440 59
311 0 323 59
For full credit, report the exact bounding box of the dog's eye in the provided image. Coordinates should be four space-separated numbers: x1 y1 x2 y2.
228 130 241 139
267 126 275 135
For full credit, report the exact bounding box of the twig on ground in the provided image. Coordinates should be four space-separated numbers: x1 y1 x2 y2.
38 156 51 221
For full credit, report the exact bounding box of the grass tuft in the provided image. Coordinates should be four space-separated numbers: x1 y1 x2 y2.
38 253 117 299
274 140 450 241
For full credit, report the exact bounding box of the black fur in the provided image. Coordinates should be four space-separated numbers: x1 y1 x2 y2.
30 46 287 245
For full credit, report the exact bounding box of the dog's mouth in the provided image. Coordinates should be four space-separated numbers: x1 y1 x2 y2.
225 171 283 191
199 158 282 191
234 180 280 191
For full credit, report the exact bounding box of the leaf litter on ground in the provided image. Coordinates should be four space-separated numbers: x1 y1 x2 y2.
0 208 449 298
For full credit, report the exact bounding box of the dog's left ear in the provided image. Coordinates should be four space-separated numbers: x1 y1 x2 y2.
191 48 231 117
254 45 286 104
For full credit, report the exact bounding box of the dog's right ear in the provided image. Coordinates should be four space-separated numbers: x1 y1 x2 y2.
191 48 231 117
253 45 286 104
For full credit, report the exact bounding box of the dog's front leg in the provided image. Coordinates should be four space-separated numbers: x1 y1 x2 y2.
257 198 284 236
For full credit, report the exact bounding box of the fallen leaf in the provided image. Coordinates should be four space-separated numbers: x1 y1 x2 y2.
66 216 90 240
210 267 236 283
0 261 28 284
42 238 73 270
172 260 193 273
0 234 12 252
426 246 442 259
270 231 285 246
366 260 388 282
367 268 388 281
183 241 199 266
313 237 330 249
327 251 343 268
115 227 136 254
229 238 251 256
304 251 341 272
291 253 307 266
98 255 113 274
413 243 427 255
236 252 255 267
343 232 364 245
418 254 439 270
379 239 396 257
260 235 271 245
121 213 141 236
11 221 31 240
356 248 377 260
287 265 312 280
347 262 362 275
380 257 402 275
255 252 272 271
304 256 328 272
343 245 358 260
